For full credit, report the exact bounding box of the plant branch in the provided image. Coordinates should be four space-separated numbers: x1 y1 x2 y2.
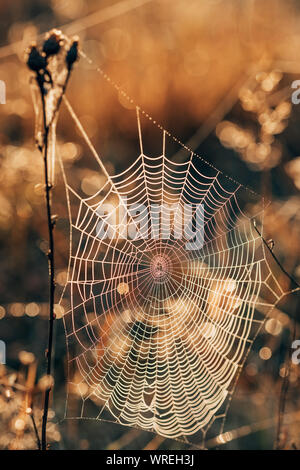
30 409 42 450
252 219 300 289
252 219 299 450
26 32 79 451
38 79 56 451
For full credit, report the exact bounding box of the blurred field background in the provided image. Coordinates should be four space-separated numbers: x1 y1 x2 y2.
0 0 300 450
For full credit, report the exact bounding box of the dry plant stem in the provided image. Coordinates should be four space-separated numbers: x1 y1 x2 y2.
51 73 70 127
252 221 300 450
26 32 78 450
30 410 42 450
38 80 56 451
275 300 297 450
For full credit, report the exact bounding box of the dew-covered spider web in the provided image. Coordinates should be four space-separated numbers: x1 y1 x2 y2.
58 52 288 448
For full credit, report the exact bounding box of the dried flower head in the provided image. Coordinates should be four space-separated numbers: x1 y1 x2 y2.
42 29 63 57
26 44 47 72
66 37 79 71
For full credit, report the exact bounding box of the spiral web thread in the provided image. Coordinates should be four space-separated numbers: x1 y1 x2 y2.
58 58 287 446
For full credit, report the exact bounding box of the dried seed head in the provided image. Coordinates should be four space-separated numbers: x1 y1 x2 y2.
66 37 79 70
43 29 63 57
26 43 47 72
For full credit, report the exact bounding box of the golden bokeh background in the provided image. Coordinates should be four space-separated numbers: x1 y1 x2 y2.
0 0 299 450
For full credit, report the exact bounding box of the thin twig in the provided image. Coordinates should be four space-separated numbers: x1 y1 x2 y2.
30 410 42 450
252 220 300 289
275 301 297 450
252 219 300 450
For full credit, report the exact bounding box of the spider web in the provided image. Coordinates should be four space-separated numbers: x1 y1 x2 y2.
57 58 287 447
